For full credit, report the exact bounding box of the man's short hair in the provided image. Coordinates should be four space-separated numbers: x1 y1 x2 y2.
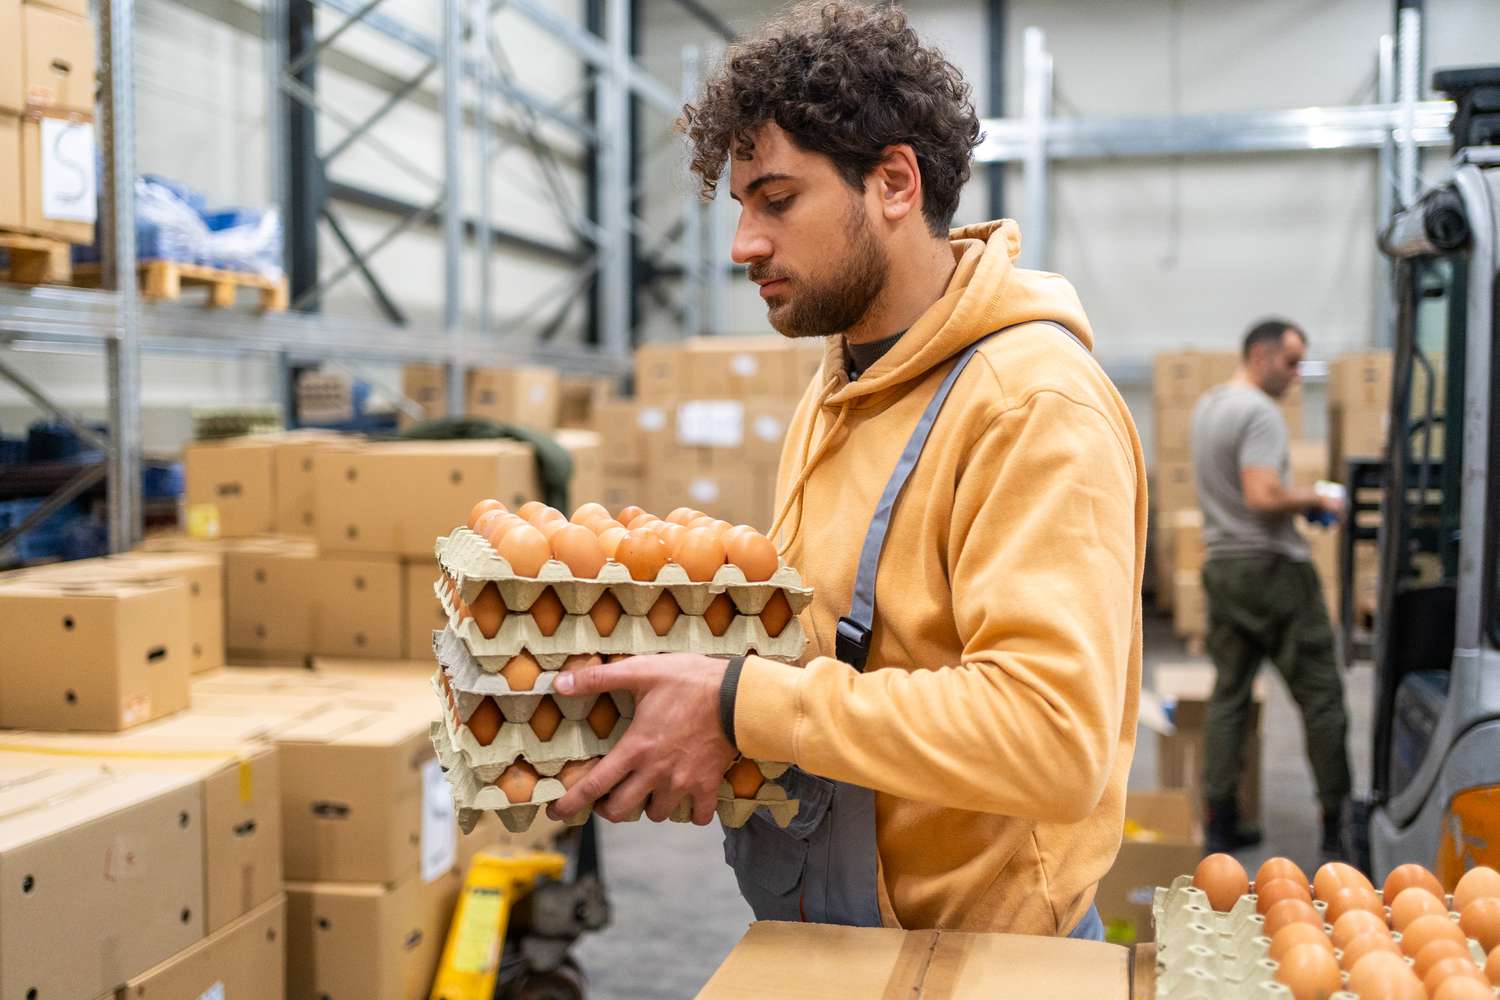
1242 318 1306 359
679 2 981 235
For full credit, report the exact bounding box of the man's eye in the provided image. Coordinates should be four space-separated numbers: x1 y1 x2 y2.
766 196 794 215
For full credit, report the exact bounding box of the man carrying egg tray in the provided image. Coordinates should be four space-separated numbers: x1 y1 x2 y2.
548 2 1145 940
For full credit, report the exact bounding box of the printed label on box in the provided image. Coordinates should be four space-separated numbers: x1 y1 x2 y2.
40 118 98 224
123 694 152 727
637 406 666 432
677 401 744 447
753 415 784 442
421 758 457 882
197 983 226 1000
730 353 759 377
689 477 721 504
186 503 221 539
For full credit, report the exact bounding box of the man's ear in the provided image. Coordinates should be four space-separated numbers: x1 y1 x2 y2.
871 144 922 223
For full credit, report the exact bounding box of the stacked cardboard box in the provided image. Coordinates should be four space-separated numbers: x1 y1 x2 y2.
1093 789 1202 944
1326 351 1392 480
1 0 97 242
1143 662 1266 825
399 363 570 433
558 375 616 429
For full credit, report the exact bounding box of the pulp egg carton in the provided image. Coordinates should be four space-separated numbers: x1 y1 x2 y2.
432 722 800 834
435 640 637 722
433 672 631 777
435 578 808 661
435 527 814 617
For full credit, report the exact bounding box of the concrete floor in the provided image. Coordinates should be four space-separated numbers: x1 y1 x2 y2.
571 615 1376 999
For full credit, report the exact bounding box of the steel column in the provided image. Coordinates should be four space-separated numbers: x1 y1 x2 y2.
1376 34 1398 349
284 0 322 310
986 0 1005 219
1396 4 1422 207
473 0 492 343
441 0 464 415
1020 27 1052 270
679 45 703 339
595 0 633 359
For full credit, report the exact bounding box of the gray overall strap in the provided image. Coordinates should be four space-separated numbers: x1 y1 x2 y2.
835 320 1085 671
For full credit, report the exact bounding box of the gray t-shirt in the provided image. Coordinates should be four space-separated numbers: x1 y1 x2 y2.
1191 382 1309 561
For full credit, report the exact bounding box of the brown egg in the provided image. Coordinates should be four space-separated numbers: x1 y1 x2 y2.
561 653 602 673
468 498 507 528
589 592 624 636
500 652 542 692
528 696 564 741
616 529 669 581
703 594 735 637
497 523 552 577
1402 912 1467 957
1414 938 1471 979
1349 950 1424 999
1485 943 1500 985
1385 863 1447 906
530 588 566 637
469 583 507 639
483 513 521 551
1392 886 1450 931
616 505 645 526
671 527 727 582
1454 867 1500 912
1314 861 1373 902
722 523 758 545
1460 896 1500 952
571 502 609 525
760 591 794 638
725 758 764 799
659 523 688 557
1433 976 1495 1000
539 518 570 542
558 757 598 790
1257 876 1313 916
1193 853 1250 912
1332 908 1388 951
1274 942 1341 1000
495 760 540 804
597 525 629 560
646 592 681 637
1340 929 1401 972
550 524 606 578
1327 884 1385 925
517 501 552 524
1270 922 1335 963
666 507 700 526
465 697 503 746
1424 955 1486 997
586 694 620 739
1265 898 1323 939
474 509 508 539
725 531 779 582
1258 857 1309 891
627 512 658 530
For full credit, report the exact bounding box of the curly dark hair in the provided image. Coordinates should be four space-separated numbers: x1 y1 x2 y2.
680 2 981 235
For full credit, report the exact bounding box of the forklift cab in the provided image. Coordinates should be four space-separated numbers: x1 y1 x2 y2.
1366 67 1500 886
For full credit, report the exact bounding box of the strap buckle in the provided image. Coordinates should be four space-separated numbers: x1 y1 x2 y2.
835 616 873 671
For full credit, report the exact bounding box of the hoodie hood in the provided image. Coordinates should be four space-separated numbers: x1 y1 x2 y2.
819 219 1095 407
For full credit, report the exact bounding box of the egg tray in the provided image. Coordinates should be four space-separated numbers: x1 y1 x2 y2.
432 722 800 835
434 674 631 776
1150 875 1488 999
435 527 814 617
436 579 808 661
436 652 637 725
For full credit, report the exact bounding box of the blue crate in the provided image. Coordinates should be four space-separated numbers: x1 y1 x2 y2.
0 498 83 563
143 461 184 501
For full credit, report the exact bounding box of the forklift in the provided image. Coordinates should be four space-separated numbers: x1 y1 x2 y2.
1351 66 1500 885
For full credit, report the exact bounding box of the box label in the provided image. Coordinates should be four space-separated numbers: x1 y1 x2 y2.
420 758 457 882
637 406 666 432
186 503 222 539
730 353 759 377
677 401 744 447
752 415 784 443
197 983 226 1000
689 477 721 504
105 832 148 881
40 118 97 224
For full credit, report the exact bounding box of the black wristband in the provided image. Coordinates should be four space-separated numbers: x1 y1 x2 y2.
719 655 746 749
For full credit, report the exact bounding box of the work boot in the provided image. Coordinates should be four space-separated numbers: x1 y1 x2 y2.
1205 798 1264 854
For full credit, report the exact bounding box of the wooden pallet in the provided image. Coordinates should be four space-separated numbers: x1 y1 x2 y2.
0 231 73 285
71 260 289 313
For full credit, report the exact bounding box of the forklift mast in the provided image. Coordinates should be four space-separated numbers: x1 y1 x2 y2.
1364 66 1500 884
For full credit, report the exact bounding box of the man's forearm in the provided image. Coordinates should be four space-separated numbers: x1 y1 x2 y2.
1253 485 1320 516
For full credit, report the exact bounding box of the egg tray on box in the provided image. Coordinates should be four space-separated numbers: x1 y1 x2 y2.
434 578 808 661
433 673 631 777
434 642 637 723
1150 876 1489 999
435 527 814 617
432 722 800 835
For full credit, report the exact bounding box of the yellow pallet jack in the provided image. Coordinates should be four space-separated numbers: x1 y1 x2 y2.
431 818 609 1000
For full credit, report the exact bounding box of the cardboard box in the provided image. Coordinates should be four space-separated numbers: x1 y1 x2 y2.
1094 790 1202 944
635 341 686 403
1169 510 1204 574
402 560 445 660
1328 404 1389 480
593 398 646 468
312 553 403 659
1329 351 1393 410
315 441 539 557
1153 460 1197 515
26 0 87 19
1153 351 1238 407
787 338 827 390
274 431 346 535
601 464 644 517
1289 438 1326 489
400 363 447 426
1153 403 1195 463
224 538 317 658
1172 569 1206 638
20 109 95 243
687 337 795 399
1149 662 1266 823
116 894 286 1000
558 374 613 429
744 397 796 467
0 761 204 1000
285 867 462 1000
466 365 561 430
554 427 604 508
0 3 21 115
184 437 278 538
0 578 191 731
654 467 757 528
21 5 95 113
0 113 20 228
698 920 1128 999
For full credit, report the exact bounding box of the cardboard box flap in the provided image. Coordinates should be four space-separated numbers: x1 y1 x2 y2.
0 759 198 851
697 921 1128 999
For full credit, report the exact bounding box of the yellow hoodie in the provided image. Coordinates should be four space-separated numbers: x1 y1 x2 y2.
734 219 1146 934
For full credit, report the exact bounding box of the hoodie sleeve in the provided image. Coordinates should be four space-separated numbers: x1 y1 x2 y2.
733 389 1139 823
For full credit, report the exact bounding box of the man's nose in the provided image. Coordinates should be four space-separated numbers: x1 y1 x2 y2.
731 215 772 265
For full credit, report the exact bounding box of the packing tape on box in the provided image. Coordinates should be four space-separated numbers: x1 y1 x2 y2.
0 741 258 802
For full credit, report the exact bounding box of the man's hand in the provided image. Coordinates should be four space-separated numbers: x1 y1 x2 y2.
1316 491 1347 522
546 653 736 826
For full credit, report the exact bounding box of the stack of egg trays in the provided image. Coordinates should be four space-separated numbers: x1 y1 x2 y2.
430 621 801 834
432 527 813 661
1150 875 1490 999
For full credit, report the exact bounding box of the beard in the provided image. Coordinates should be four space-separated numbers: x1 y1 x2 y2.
749 200 889 339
